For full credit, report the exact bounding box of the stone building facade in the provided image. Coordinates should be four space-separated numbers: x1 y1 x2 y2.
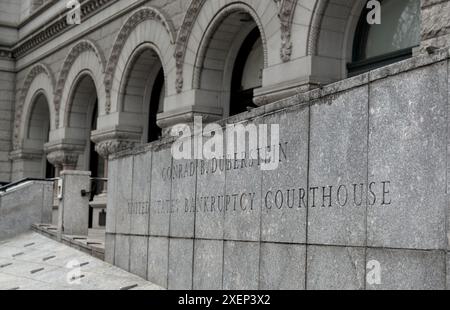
1 0 450 289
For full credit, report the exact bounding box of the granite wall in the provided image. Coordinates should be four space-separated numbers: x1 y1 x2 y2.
105 52 450 290
0 181 53 240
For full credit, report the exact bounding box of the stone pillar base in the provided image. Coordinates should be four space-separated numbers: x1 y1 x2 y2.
58 170 91 237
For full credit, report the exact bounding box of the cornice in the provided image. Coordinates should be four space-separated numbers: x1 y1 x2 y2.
11 0 118 60
0 47 13 59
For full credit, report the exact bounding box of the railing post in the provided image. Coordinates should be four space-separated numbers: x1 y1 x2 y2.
58 170 91 238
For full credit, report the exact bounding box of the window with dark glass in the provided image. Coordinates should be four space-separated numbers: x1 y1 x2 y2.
348 0 421 76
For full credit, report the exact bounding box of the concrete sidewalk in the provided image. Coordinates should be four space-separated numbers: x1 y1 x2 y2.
0 232 163 290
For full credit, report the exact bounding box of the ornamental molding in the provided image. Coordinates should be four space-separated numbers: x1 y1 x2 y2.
91 127 141 157
9 149 44 161
307 0 328 56
46 150 80 168
174 0 207 94
14 63 55 150
274 0 298 62
104 6 176 113
12 0 117 59
95 139 138 158
45 143 85 168
0 48 13 59
54 39 106 127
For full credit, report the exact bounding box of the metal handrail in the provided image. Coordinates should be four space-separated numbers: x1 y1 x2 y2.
0 177 59 192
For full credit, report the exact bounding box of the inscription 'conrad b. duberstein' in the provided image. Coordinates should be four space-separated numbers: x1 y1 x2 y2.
161 142 289 182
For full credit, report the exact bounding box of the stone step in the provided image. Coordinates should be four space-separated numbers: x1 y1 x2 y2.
32 224 105 260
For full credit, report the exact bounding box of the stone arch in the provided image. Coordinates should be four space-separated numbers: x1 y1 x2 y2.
55 39 106 128
186 2 271 117
23 92 51 156
116 43 166 142
61 71 100 171
14 64 56 150
175 0 279 94
307 0 366 79
104 6 176 114
193 3 268 87
64 71 98 131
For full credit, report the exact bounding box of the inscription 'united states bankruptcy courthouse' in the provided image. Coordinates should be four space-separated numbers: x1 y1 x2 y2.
127 142 392 216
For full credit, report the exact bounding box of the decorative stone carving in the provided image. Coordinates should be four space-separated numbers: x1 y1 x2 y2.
274 0 298 62
95 140 138 159
14 64 55 150
54 40 106 127
0 48 13 59
104 7 176 113
307 0 328 56
45 142 84 170
46 150 80 170
91 128 141 158
174 0 207 93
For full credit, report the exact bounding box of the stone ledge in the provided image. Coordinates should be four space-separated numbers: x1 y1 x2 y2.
32 224 105 260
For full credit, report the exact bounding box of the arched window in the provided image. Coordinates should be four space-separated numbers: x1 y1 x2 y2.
348 0 421 76
230 27 263 116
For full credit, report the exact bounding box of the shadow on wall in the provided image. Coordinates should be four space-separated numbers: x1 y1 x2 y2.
0 181 54 241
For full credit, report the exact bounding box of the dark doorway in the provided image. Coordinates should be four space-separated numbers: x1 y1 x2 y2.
148 68 164 143
230 27 261 116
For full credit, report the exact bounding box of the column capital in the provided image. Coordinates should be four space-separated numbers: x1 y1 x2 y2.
94 139 138 158
91 127 141 158
44 141 84 171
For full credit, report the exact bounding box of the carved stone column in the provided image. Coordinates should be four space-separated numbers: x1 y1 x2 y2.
94 138 138 192
90 129 139 229
44 142 84 226
45 142 84 176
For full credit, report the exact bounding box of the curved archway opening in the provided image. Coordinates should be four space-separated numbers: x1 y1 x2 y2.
68 73 104 177
197 10 264 117
24 93 53 178
67 73 104 227
120 47 164 143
